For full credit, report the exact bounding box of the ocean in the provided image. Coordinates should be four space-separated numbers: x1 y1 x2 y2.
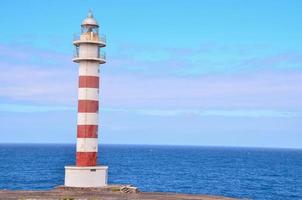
0 144 301 199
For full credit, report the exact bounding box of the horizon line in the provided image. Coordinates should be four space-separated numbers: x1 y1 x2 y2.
0 142 301 151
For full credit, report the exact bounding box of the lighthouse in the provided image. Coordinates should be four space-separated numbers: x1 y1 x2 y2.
64 11 108 187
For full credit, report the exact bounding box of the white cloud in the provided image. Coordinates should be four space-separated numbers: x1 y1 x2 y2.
1 103 300 118
1 43 302 112
0 103 74 113
104 108 302 118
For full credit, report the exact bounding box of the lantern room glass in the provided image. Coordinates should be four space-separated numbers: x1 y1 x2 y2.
81 25 99 34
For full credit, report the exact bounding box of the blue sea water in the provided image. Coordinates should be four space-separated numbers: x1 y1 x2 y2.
0 144 301 199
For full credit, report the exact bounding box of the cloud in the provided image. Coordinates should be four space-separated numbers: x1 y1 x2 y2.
0 43 71 67
1 103 300 118
240 53 302 70
101 71 302 109
0 62 77 105
0 103 73 113
1 43 302 111
109 42 302 77
0 44 77 105
104 107 302 118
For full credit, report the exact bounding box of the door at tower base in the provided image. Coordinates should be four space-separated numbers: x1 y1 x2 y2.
64 166 108 187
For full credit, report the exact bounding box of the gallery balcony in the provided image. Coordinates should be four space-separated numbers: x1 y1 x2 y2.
73 33 106 47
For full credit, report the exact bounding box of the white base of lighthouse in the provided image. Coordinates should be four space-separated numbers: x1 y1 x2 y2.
64 166 108 187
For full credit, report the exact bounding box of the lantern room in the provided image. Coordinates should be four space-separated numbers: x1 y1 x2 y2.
81 10 99 34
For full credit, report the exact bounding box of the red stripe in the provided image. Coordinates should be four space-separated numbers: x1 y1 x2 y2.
76 152 97 166
79 76 99 88
78 100 99 113
77 125 98 138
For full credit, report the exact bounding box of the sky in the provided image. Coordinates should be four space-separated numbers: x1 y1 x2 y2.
0 0 301 148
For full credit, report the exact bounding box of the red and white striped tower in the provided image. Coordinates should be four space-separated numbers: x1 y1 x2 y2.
65 11 108 187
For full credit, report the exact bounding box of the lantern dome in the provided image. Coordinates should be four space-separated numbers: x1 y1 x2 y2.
81 10 99 27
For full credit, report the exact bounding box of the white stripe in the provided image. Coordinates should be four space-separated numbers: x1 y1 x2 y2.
78 88 99 101
79 44 99 58
77 113 98 125
77 138 98 152
79 62 99 76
